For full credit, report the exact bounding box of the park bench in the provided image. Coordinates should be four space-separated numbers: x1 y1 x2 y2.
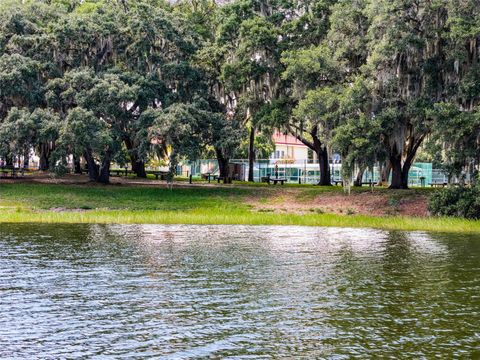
333 180 343 186
362 181 377 187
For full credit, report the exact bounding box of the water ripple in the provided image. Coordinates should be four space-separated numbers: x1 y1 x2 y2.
0 224 479 358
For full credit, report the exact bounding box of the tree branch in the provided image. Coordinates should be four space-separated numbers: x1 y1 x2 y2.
286 124 314 149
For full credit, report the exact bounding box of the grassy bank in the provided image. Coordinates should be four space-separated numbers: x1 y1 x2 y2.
0 182 478 233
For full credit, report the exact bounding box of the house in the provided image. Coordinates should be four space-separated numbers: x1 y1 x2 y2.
271 132 311 160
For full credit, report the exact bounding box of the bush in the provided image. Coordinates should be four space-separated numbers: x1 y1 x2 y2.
428 185 480 219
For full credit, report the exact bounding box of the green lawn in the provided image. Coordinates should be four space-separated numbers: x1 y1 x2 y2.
0 182 477 233
0 183 251 211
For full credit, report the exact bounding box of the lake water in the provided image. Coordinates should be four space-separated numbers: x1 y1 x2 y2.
1 224 479 359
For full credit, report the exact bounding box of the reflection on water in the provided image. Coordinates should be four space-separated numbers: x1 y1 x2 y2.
1 224 479 358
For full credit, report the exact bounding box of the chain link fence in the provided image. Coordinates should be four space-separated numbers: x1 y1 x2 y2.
176 159 462 186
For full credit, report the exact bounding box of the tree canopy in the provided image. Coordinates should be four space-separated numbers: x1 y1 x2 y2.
0 0 479 188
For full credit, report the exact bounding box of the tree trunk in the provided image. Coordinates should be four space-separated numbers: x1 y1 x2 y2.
248 126 255 182
23 150 29 169
291 125 331 186
390 159 414 189
387 131 425 189
215 148 229 179
97 153 111 184
354 168 365 187
39 143 50 171
84 148 99 182
132 158 147 178
389 143 419 189
389 154 404 189
401 158 414 189
318 145 331 186
73 155 82 174
125 138 147 178
379 160 392 186
5 155 13 168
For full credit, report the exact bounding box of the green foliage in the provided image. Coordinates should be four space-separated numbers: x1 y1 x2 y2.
281 45 340 95
147 96 243 168
237 132 274 159
0 54 43 110
0 0 480 193
429 185 480 219
427 102 480 177
0 107 60 159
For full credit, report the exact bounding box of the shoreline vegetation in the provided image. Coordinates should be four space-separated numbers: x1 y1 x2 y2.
0 180 479 233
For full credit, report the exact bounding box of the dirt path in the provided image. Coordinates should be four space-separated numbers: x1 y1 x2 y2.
246 189 430 217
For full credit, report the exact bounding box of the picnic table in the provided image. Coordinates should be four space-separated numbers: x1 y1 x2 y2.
146 171 169 180
272 178 286 185
362 181 378 187
0 169 13 178
109 169 169 180
201 173 216 183
333 180 343 186
429 182 448 188
0 167 25 179
109 169 133 177
430 182 463 187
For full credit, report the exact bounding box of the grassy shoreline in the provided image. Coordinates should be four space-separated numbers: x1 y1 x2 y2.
0 182 478 233
0 209 479 233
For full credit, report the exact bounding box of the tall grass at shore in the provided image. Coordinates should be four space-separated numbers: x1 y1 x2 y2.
0 183 474 233
0 208 478 233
